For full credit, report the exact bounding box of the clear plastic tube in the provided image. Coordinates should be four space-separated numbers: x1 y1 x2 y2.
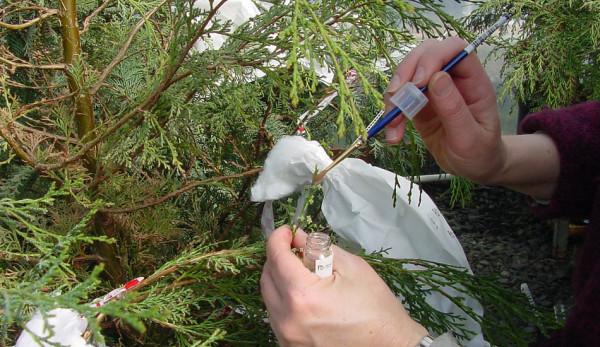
303 232 333 278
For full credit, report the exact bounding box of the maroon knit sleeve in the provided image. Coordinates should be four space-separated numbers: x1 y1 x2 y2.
532 189 600 347
521 102 600 347
519 101 600 219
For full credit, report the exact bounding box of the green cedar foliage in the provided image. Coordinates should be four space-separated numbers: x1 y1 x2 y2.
468 0 600 110
1 1 557 346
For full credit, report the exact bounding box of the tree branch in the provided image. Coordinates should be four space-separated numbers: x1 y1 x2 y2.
4 78 65 89
34 0 230 173
0 8 58 30
99 167 261 214
0 56 65 71
90 0 167 95
0 78 39 167
81 0 112 34
0 120 37 167
14 92 75 118
165 71 193 88
13 122 78 144
134 248 245 292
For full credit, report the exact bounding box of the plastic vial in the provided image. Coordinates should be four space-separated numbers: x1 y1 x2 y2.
303 232 333 278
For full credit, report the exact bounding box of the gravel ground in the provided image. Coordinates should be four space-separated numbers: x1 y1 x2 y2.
422 183 574 310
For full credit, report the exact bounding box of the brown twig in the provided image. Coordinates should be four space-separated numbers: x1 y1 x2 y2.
0 8 58 30
217 102 273 241
99 167 261 214
13 122 78 144
0 250 40 264
165 71 193 88
0 121 37 167
4 79 65 89
218 200 251 242
0 56 65 71
14 92 75 118
254 100 273 157
230 140 249 167
236 8 291 51
81 0 112 34
90 0 167 95
165 57 264 89
325 1 370 26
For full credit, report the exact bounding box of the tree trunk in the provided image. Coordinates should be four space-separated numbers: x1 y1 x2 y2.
58 0 124 285
94 212 126 284
58 0 96 147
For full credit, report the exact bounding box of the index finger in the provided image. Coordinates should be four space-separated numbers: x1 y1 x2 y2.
388 38 491 106
385 39 441 97
266 226 314 286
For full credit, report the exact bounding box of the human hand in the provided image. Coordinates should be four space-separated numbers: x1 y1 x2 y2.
260 226 427 347
384 38 506 184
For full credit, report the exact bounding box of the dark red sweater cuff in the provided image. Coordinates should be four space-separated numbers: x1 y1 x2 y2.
519 101 600 220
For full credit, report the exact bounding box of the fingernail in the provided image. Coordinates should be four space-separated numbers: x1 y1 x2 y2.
412 66 425 84
431 73 453 97
385 74 401 94
385 127 399 143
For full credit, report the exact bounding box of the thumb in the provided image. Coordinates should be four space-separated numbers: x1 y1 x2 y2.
291 228 307 249
427 71 479 139
266 225 294 258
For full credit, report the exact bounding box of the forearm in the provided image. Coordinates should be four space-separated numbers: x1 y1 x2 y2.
486 133 560 200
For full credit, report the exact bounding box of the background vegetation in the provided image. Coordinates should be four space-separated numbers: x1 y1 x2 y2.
2 0 595 345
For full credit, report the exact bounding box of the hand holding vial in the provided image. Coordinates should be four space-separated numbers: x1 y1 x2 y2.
260 226 427 347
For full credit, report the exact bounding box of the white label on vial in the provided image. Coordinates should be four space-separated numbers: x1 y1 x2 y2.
314 254 333 278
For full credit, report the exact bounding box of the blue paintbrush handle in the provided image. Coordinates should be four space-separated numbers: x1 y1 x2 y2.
366 50 469 139
366 13 510 139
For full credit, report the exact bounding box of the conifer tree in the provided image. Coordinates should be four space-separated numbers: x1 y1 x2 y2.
468 0 600 111
1 1 559 346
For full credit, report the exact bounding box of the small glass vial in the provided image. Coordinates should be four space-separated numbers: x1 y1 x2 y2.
303 232 333 278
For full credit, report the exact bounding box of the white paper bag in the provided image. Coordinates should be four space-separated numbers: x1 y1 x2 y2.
15 309 93 347
252 136 487 346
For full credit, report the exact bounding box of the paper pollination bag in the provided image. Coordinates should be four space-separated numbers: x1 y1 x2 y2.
252 135 488 347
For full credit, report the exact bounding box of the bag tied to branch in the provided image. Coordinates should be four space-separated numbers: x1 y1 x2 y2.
251 136 488 347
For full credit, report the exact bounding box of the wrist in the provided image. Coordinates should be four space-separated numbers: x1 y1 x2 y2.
408 328 429 347
389 319 428 347
479 133 560 200
481 135 509 186
466 135 509 186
